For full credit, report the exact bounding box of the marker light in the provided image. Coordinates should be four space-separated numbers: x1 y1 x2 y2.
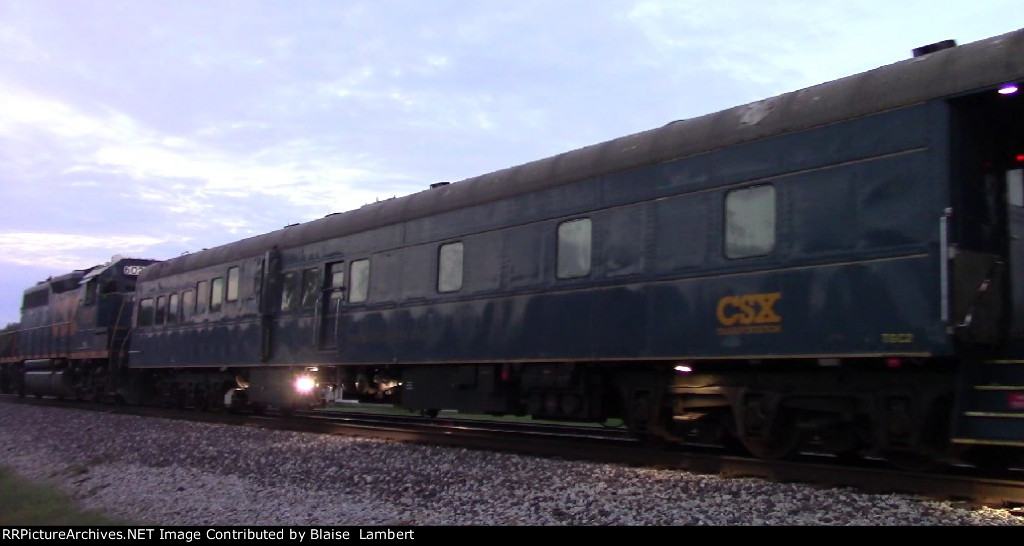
999 83 1019 95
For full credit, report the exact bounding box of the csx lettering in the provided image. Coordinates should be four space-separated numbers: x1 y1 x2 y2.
716 292 782 326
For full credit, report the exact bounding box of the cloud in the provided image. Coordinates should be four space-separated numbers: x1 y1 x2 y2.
0 232 170 270
0 82 419 227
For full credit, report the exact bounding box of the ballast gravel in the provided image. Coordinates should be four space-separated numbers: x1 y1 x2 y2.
2 403 1024 526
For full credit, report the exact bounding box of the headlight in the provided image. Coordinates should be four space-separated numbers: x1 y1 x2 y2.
294 375 316 394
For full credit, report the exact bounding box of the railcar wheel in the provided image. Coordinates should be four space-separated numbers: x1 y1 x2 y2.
738 412 802 460
881 450 942 473
964 446 1021 474
816 425 866 462
881 396 952 473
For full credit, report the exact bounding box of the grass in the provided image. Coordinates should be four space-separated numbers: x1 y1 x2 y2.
0 466 137 526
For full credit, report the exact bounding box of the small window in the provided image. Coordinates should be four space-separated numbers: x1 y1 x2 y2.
725 185 776 259
181 290 194 321
327 262 345 302
1009 169 1024 208
226 266 240 302
84 279 97 305
210 277 224 312
138 298 154 327
349 259 370 303
196 281 208 314
155 296 166 325
300 268 319 309
557 218 592 279
167 293 179 324
280 271 298 311
438 242 464 293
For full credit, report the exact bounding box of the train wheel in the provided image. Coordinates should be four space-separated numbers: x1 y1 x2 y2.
964 446 1021 474
881 395 952 473
816 425 866 462
739 412 802 460
881 450 942 473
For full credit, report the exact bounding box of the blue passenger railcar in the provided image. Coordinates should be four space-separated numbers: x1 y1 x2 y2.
126 28 1024 469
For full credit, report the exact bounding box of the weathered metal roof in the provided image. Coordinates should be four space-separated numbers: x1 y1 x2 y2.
141 26 1024 280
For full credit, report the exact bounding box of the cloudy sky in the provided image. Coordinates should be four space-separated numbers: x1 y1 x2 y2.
1 0 1022 326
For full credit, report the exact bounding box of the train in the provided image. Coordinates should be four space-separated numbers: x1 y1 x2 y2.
2 27 1024 472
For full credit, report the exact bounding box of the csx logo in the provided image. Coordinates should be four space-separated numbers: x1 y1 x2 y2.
716 292 782 326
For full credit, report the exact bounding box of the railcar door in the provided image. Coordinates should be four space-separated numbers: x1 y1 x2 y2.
258 249 282 362
1006 168 1024 338
949 86 1024 344
318 261 345 351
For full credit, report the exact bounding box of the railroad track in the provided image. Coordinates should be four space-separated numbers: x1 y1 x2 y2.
5 394 1024 510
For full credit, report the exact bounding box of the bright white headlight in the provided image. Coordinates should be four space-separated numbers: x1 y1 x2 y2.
294 375 316 394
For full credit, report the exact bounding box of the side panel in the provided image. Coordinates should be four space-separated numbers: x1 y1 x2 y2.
333 104 950 363
130 257 264 368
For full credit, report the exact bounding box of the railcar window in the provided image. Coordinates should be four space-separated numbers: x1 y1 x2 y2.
210 277 224 313
138 298 154 327
280 271 298 311
1009 169 1023 207
155 295 166 325
326 262 345 302
438 242 464 293
23 290 48 308
329 265 345 291
196 281 208 314
349 259 370 303
725 185 776 259
84 279 97 305
300 268 319 309
167 293 179 324
557 218 592 279
181 290 194 321
226 266 240 302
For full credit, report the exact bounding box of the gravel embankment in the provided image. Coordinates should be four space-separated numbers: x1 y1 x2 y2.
2 403 1024 526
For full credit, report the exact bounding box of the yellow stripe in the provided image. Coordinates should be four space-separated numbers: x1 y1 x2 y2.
952 438 1024 447
963 411 1024 418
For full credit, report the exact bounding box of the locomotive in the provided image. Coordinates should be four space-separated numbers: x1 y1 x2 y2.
3 27 1024 471
0 256 159 401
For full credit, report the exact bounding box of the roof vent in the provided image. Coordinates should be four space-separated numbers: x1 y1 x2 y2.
912 39 956 58
430 181 450 189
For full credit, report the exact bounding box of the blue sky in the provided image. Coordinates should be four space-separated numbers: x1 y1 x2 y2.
1 0 1023 326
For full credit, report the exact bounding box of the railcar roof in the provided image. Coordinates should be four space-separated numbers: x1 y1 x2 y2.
140 26 1024 281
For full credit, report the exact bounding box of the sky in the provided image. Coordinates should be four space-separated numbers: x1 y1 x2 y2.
1 0 1023 327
